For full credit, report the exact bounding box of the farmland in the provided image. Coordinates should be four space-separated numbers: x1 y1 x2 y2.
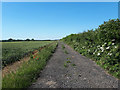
2 42 58 88
1 19 119 88
2 41 53 67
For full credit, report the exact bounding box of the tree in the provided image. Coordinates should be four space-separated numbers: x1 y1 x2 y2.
25 39 30 41
8 38 13 41
31 38 34 41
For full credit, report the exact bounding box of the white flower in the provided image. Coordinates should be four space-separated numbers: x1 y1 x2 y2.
93 52 95 54
97 45 100 48
88 49 90 52
110 53 112 56
100 47 104 50
73 40 76 42
104 42 107 45
112 39 115 41
95 50 97 52
115 46 117 48
100 47 104 52
106 47 110 49
82 46 85 49
101 49 104 52
97 53 100 56
108 53 112 56
112 43 115 45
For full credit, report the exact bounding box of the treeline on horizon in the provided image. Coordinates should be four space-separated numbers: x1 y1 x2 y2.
62 19 120 79
1 38 58 42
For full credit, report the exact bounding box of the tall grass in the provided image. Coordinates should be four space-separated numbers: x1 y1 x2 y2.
2 42 58 88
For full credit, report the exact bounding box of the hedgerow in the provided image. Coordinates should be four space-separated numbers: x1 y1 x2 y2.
62 19 120 79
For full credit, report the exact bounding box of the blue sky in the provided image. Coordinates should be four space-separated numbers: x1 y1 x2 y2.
2 2 118 40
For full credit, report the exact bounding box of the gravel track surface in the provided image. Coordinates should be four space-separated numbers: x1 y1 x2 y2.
30 42 118 88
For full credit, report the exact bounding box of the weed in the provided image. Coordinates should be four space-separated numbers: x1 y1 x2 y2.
66 61 71 63
67 57 71 60
64 63 68 68
72 64 76 66
64 50 69 54
62 44 65 49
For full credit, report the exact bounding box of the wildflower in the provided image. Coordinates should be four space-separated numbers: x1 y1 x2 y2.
101 49 104 52
33 56 36 59
82 46 85 49
112 43 115 45
73 40 76 42
97 45 100 48
106 47 110 49
88 49 90 52
110 53 112 56
104 42 107 45
108 53 112 56
112 39 115 41
115 46 117 48
100 47 104 50
97 53 100 56
93 52 95 54
95 50 97 52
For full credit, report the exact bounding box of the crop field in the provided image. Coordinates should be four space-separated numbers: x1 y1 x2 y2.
2 42 58 88
2 41 53 67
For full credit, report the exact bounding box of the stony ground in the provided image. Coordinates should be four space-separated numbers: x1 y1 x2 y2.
30 42 118 88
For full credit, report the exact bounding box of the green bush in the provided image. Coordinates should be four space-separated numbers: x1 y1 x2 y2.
62 19 120 79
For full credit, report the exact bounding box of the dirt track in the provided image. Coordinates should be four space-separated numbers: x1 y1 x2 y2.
30 42 118 88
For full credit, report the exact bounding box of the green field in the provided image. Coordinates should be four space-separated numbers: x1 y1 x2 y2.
2 42 58 88
2 41 53 67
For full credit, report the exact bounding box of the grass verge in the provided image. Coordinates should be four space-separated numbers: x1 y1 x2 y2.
2 42 58 88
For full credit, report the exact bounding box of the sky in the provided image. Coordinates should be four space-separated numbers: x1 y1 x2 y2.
2 2 118 40
2 0 120 2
